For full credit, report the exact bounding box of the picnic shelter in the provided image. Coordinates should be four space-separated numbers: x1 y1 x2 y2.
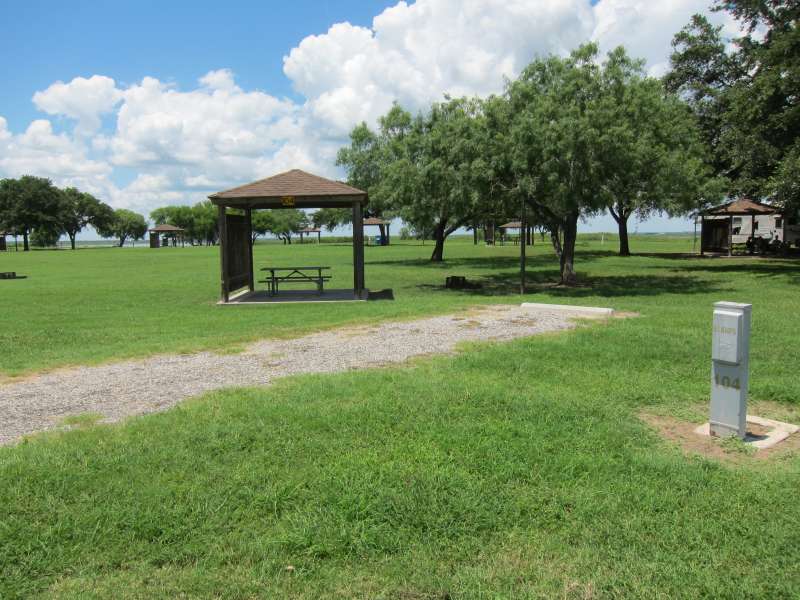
363 217 392 245
698 198 788 255
209 169 368 303
149 224 186 248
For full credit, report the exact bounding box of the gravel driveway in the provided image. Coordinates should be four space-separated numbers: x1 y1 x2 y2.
0 304 578 446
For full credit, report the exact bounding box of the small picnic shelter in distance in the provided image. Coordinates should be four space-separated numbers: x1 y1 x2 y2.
698 198 792 255
363 217 392 245
209 169 368 303
299 226 321 243
149 224 186 248
498 221 534 246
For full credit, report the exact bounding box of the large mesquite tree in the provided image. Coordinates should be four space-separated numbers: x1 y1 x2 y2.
58 188 114 250
333 105 414 242
597 47 714 256
382 97 484 262
504 45 608 284
96 209 147 247
0 176 61 251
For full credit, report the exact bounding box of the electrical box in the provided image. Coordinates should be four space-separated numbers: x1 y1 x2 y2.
712 310 743 364
709 302 752 439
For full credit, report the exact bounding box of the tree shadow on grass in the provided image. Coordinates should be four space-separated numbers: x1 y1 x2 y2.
368 251 611 270
653 260 800 285
418 269 724 299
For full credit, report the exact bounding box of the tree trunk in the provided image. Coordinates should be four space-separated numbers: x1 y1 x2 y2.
118 236 126 247
69 233 76 250
608 204 630 257
559 212 579 285
473 226 478 245
617 216 630 256
23 231 29 252
378 224 386 245
430 222 446 262
549 224 562 259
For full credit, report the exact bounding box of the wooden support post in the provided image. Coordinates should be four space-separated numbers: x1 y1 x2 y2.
728 215 733 256
245 207 254 292
352 201 365 297
700 215 704 256
782 212 786 246
218 205 229 302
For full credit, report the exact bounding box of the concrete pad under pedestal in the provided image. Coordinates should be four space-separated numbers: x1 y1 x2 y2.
694 415 799 450
520 302 614 319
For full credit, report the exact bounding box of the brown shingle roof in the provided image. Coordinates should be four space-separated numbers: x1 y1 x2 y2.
149 224 185 232
500 221 522 229
210 169 365 200
702 198 780 216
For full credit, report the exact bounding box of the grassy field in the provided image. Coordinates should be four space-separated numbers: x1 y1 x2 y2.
0 234 696 376
2 234 800 598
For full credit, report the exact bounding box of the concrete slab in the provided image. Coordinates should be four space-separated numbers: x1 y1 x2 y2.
694 415 799 450
218 289 366 305
520 302 614 318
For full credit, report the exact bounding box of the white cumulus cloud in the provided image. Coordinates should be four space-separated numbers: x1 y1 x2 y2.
32 75 123 134
284 0 596 135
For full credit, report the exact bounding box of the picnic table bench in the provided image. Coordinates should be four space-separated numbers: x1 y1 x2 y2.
259 266 331 296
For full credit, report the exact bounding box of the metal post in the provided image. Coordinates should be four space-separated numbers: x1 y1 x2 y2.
218 205 228 302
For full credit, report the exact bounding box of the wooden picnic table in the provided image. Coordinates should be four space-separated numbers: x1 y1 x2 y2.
260 266 331 296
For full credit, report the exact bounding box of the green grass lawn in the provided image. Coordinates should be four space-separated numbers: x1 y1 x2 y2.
2 234 800 598
1 234 696 376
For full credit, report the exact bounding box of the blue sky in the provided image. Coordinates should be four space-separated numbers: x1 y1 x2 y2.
0 0 731 236
0 0 395 130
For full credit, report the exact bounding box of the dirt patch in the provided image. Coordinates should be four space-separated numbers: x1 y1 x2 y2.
613 311 640 319
458 320 485 329
640 410 800 465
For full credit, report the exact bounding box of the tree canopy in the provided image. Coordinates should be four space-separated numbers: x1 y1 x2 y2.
596 47 715 255
381 97 484 261
251 209 307 244
666 1 800 213
96 209 148 247
58 188 115 250
0 176 62 251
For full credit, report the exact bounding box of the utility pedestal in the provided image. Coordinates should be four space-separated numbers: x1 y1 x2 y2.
710 301 751 438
